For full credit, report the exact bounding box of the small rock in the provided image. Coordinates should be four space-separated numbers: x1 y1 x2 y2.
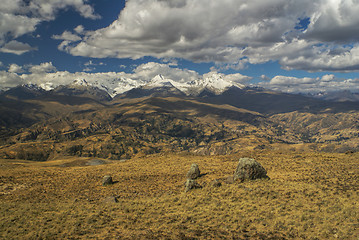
233 158 269 181
224 176 234 184
210 179 222 187
184 179 202 192
102 175 113 186
186 163 200 179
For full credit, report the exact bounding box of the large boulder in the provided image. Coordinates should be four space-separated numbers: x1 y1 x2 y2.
233 158 269 181
186 163 201 179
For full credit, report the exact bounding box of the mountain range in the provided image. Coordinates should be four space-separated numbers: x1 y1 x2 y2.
1 76 359 160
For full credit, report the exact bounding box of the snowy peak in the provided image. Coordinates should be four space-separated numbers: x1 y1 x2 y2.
1 84 46 100
140 72 244 96
143 75 176 89
70 79 91 87
199 72 244 94
4 72 247 100
22 83 43 91
110 77 143 97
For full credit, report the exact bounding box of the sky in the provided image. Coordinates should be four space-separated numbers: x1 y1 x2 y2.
1 0 359 94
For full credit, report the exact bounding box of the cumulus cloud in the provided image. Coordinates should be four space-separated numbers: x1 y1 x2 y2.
59 0 359 72
29 62 57 73
0 0 99 52
0 13 40 45
0 71 24 88
259 74 359 93
131 62 199 83
52 31 82 42
220 72 252 84
8 64 24 73
0 40 37 55
52 30 82 51
303 1 359 43
64 0 311 60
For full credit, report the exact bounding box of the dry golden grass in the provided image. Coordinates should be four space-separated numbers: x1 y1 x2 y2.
0 150 358 239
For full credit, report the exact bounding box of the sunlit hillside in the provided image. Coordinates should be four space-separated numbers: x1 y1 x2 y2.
1 151 358 239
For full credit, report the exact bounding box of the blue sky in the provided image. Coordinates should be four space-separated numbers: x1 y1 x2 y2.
1 0 359 94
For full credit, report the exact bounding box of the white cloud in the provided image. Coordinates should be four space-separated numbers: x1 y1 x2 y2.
29 62 57 73
0 71 24 88
52 31 82 52
304 1 359 42
278 44 359 72
26 0 100 21
221 73 252 84
64 0 312 61
8 64 24 73
0 0 99 53
259 75 359 93
74 25 85 34
131 62 199 83
59 0 359 72
52 31 82 41
0 13 40 46
0 40 37 55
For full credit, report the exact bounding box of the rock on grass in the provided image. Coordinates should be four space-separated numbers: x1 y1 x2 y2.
102 175 113 186
186 163 200 180
234 158 269 181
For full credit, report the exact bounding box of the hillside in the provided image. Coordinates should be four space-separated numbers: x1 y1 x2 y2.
1 88 359 161
1 151 358 239
0 96 269 160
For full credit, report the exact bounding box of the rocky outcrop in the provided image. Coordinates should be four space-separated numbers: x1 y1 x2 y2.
233 158 269 181
186 163 200 180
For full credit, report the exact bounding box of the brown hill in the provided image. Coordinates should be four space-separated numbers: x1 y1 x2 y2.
1 89 359 160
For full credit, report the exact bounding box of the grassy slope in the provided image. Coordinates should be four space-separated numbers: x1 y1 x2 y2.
1 151 358 239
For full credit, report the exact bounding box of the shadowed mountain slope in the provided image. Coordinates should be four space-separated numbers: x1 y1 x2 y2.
202 87 359 115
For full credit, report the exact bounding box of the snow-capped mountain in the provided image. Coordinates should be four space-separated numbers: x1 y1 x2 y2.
130 72 245 97
70 79 91 87
3 72 246 100
199 72 245 94
88 77 144 98
143 75 175 89
52 80 112 101
0 84 46 100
